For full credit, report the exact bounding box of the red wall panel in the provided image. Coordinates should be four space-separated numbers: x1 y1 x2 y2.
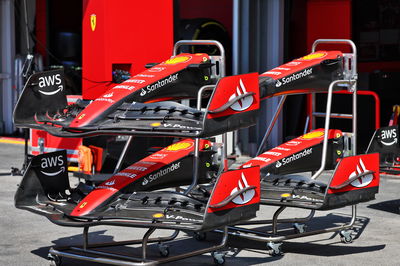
82 0 174 99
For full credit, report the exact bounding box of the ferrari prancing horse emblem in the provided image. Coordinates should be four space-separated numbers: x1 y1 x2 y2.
90 14 96 31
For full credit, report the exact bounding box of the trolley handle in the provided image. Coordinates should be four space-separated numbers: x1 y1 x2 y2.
173 40 225 57
311 39 357 54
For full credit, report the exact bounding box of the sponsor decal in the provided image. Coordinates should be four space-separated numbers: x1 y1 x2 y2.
264 71 282 75
300 52 327 61
40 155 65 176
139 161 157 165
292 194 323 202
96 186 117 191
253 157 271 163
114 172 137 179
300 131 324 139
152 213 164 218
142 162 181 186
230 173 256 205
242 163 252 168
280 193 291 198
140 74 178 96
349 159 373 188
149 153 167 160
113 84 135 90
286 140 301 146
274 67 291 71
79 202 87 208
103 92 113 98
229 79 254 111
37 74 63 95
286 61 301 66
78 114 85 120
126 165 148 171
148 67 166 72
105 179 115 186
165 214 201 222
279 148 313 166
90 14 96 31
162 123 202 130
380 128 398 146
136 74 155 78
275 161 282 168
165 142 193 151
128 79 146 84
163 55 191 65
264 151 282 156
95 98 115 103
274 146 291 151
276 68 313 87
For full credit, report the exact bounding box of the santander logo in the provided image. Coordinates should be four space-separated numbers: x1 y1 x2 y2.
349 159 373 188
229 79 254 111
230 173 255 204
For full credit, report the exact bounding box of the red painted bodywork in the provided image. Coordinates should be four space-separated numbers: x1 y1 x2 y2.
260 50 343 80
241 128 343 169
72 53 209 127
206 72 260 119
71 138 210 216
328 153 380 194
207 166 260 213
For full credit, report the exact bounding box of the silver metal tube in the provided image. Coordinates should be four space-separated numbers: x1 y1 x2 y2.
256 95 287 155
113 136 134 174
352 83 357 154
272 206 286 234
311 80 351 180
141 227 156 260
312 112 353 119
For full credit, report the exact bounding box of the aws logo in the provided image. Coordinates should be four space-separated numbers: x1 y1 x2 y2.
37 74 63 96
349 159 373 188
40 155 65 177
229 79 254 111
380 128 398 146
230 173 255 205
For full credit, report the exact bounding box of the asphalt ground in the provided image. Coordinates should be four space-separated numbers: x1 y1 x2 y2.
1 141 399 266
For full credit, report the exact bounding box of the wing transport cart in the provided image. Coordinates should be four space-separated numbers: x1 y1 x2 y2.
212 39 380 256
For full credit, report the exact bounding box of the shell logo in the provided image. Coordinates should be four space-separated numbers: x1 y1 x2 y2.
79 202 87 209
300 131 324 139
150 122 161 127
165 142 193 151
164 55 191 65
152 213 164 218
300 52 327 61
78 114 86 120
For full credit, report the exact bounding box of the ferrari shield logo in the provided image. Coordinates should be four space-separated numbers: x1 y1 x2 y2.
90 14 96 31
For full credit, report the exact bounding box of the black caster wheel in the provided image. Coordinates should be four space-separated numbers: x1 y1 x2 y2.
266 242 283 256
48 253 61 266
158 243 170 257
194 232 206 241
340 230 353 244
212 251 225 265
293 223 306 234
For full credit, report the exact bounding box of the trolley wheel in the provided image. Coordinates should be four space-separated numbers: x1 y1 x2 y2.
158 243 170 257
47 253 61 266
212 251 225 265
194 232 207 241
266 242 283 256
339 230 353 244
293 223 306 234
